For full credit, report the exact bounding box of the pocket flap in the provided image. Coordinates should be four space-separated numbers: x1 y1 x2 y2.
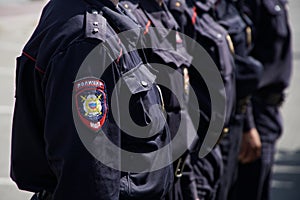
122 63 156 94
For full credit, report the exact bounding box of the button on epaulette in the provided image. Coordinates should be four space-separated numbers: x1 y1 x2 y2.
274 4 281 12
124 3 129 9
85 9 106 41
123 3 132 12
120 1 139 13
175 1 181 7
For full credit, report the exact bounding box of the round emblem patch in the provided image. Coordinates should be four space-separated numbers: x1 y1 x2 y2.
74 78 108 131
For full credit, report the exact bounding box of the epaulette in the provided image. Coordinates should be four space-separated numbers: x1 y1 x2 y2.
85 8 107 41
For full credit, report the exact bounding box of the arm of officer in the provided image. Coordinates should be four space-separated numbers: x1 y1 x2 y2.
239 103 262 163
11 54 57 193
42 40 120 199
243 103 256 133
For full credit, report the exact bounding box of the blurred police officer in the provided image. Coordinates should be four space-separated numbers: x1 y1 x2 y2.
236 0 292 199
10 0 174 199
119 1 198 199
207 0 264 199
166 0 236 199
166 1 263 200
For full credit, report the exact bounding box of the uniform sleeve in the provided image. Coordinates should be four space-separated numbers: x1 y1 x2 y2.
12 40 121 200
11 54 57 192
243 102 256 132
43 40 121 200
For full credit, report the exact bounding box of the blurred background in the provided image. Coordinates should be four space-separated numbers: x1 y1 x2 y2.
0 0 299 199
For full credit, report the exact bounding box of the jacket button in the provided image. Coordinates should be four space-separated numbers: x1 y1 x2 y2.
275 5 281 12
93 21 99 26
141 81 148 87
175 1 181 7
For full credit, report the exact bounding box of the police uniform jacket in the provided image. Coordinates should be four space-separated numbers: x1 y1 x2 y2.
11 0 173 199
242 0 292 139
120 0 195 148
120 1 198 199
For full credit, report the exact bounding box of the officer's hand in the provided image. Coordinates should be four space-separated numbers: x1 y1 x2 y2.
238 128 262 164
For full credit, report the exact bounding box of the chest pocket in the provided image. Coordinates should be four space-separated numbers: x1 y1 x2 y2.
121 63 167 140
262 0 289 38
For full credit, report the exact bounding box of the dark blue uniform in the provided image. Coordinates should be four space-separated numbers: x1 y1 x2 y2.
119 1 197 199
166 0 236 199
209 0 264 199
167 0 263 199
10 0 173 199
237 0 292 199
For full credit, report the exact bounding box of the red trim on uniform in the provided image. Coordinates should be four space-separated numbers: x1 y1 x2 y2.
192 6 197 25
22 51 36 62
22 52 45 74
116 38 123 63
35 66 45 74
144 20 151 35
117 48 123 63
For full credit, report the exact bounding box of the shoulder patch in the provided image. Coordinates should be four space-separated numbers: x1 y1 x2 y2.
74 78 108 131
85 9 107 41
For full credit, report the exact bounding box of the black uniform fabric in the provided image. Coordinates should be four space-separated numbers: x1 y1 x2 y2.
236 0 292 199
166 0 236 149
211 1 254 199
243 0 292 92
165 1 263 200
166 0 235 199
11 0 173 199
237 98 282 200
242 0 292 132
120 1 197 200
215 0 263 99
215 113 244 200
191 146 223 200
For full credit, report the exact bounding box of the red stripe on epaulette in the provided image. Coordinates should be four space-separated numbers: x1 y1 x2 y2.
22 51 36 62
192 6 197 25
